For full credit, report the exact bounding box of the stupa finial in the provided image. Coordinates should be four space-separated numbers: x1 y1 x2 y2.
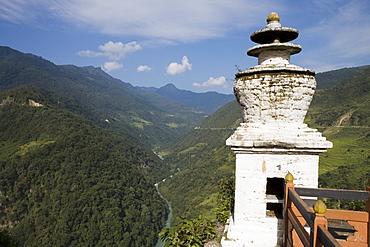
267 12 280 23
250 12 298 44
266 12 281 29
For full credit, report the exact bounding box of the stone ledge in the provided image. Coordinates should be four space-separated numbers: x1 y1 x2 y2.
235 63 315 77
226 124 333 151
247 43 302 57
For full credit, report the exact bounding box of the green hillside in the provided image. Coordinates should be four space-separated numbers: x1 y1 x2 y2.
158 101 241 223
307 67 370 190
307 67 370 127
159 66 370 224
315 65 370 89
0 87 169 246
0 46 206 149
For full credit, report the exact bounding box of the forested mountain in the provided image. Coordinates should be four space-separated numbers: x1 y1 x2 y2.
315 65 370 89
158 66 370 224
0 46 206 149
307 67 370 191
138 83 235 114
0 87 169 246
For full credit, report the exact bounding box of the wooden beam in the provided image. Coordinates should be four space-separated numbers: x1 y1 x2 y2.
326 209 368 222
337 241 368 247
317 225 341 247
295 188 370 201
289 188 315 228
288 208 310 247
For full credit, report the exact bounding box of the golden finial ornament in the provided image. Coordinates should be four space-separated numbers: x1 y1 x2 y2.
266 12 280 23
285 172 294 182
313 200 327 215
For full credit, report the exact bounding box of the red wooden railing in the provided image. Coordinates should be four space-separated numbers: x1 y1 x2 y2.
284 173 370 247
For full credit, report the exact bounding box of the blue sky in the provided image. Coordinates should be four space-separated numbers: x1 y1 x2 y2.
0 0 369 94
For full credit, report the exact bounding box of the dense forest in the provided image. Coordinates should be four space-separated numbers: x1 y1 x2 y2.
0 87 170 246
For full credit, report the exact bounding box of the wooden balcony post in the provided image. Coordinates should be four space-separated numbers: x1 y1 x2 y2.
311 200 328 247
284 172 295 246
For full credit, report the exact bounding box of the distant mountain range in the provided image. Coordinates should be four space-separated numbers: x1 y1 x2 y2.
138 83 235 114
0 46 208 149
136 65 370 115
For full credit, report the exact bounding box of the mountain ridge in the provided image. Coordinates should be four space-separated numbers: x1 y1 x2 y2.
0 46 205 148
138 83 235 114
315 65 370 89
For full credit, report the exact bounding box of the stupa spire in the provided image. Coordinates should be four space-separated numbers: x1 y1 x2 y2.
246 12 302 66
251 12 298 44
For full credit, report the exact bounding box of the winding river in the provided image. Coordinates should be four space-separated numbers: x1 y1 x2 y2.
154 169 180 247
154 196 172 247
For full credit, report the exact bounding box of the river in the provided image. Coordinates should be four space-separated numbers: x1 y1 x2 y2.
154 197 172 247
154 169 180 247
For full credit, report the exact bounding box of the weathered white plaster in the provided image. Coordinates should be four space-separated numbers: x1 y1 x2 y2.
234 72 316 125
222 150 321 247
221 12 332 247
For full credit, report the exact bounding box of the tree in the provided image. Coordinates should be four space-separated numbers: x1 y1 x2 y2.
0 229 19 247
215 177 235 224
158 216 216 247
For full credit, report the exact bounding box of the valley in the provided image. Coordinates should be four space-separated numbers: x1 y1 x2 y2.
0 45 369 246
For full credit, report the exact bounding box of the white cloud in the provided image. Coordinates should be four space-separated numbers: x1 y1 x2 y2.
102 61 123 72
166 56 192 75
193 76 227 88
0 0 279 43
137 65 152 72
77 41 141 73
76 50 103 58
0 0 44 24
77 41 141 61
3 0 369 75
99 41 141 60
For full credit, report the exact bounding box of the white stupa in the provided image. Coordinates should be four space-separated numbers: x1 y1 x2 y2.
221 12 332 247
